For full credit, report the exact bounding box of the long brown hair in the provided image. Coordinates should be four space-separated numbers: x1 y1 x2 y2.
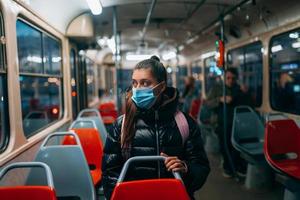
121 56 167 149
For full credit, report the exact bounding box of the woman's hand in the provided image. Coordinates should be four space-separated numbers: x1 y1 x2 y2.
160 152 188 173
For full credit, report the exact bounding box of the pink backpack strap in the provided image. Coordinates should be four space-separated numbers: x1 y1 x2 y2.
175 111 189 146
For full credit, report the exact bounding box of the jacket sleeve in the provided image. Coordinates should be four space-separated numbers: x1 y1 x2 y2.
183 115 210 194
205 84 221 108
102 117 124 200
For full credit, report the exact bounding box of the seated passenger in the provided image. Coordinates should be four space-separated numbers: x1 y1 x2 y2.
102 56 210 200
180 76 199 114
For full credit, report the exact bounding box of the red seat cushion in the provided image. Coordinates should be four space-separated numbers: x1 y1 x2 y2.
274 159 300 179
189 98 201 120
98 102 118 124
111 179 190 200
0 186 57 200
265 119 300 180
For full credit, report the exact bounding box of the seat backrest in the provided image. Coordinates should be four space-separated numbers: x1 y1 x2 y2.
76 109 107 143
112 156 190 200
232 106 264 145
111 179 190 200
265 119 300 157
70 128 104 172
27 132 95 200
98 102 118 124
0 186 57 200
0 162 57 200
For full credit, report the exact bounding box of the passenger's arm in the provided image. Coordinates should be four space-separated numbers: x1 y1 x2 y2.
205 85 221 108
102 118 124 200
183 116 210 194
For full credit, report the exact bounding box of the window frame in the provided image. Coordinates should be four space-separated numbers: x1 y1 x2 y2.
0 11 9 153
16 18 64 138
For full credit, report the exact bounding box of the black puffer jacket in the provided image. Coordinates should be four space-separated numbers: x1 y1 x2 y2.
102 87 210 199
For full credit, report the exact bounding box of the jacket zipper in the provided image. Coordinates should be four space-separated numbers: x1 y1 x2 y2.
155 111 160 178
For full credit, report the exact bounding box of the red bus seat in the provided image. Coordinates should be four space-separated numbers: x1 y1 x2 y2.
69 128 104 186
189 98 201 120
98 102 118 124
264 119 300 180
0 186 57 200
0 162 57 200
111 179 190 200
111 156 190 200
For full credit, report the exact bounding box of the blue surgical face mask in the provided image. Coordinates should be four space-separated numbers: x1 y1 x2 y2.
131 87 157 109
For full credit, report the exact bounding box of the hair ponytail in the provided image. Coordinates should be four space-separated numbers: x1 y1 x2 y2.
121 91 136 151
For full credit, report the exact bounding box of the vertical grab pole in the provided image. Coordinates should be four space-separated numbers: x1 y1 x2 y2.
220 15 237 177
113 6 121 115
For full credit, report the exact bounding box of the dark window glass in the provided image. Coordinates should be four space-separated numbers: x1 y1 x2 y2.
227 41 263 107
191 65 202 94
270 29 300 114
204 56 222 94
70 49 78 119
20 76 61 137
43 34 62 75
86 60 95 104
17 19 63 137
16 20 43 74
118 69 133 92
105 68 114 95
176 66 188 94
0 13 8 152
0 74 9 152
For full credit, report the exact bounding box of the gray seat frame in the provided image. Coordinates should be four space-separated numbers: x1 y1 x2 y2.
27 132 96 200
76 108 107 143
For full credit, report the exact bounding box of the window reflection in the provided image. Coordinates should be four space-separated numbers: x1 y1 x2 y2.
270 29 300 114
43 34 62 75
204 56 222 94
20 76 61 137
17 20 43 74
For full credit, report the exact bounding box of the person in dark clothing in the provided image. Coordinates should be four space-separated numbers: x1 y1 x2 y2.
206 68 248 177
102 56 210 200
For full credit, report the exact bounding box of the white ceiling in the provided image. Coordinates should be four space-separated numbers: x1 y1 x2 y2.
25 0 300 59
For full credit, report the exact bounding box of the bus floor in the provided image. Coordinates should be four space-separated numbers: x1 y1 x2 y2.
195 153 284 200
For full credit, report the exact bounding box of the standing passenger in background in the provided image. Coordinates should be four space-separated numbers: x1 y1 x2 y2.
181 76 200 114
206 68 248 177
102 56 210 200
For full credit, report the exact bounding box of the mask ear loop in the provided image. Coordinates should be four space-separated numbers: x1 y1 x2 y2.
152 81 166 96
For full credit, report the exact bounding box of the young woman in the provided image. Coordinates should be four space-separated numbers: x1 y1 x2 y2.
102 56 210 200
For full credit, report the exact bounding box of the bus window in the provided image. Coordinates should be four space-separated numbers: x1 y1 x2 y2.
176 66 188 95
17 19 63 138
204 56 222 95
270 29 300 114
191 65 202 93
227 41 263 107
